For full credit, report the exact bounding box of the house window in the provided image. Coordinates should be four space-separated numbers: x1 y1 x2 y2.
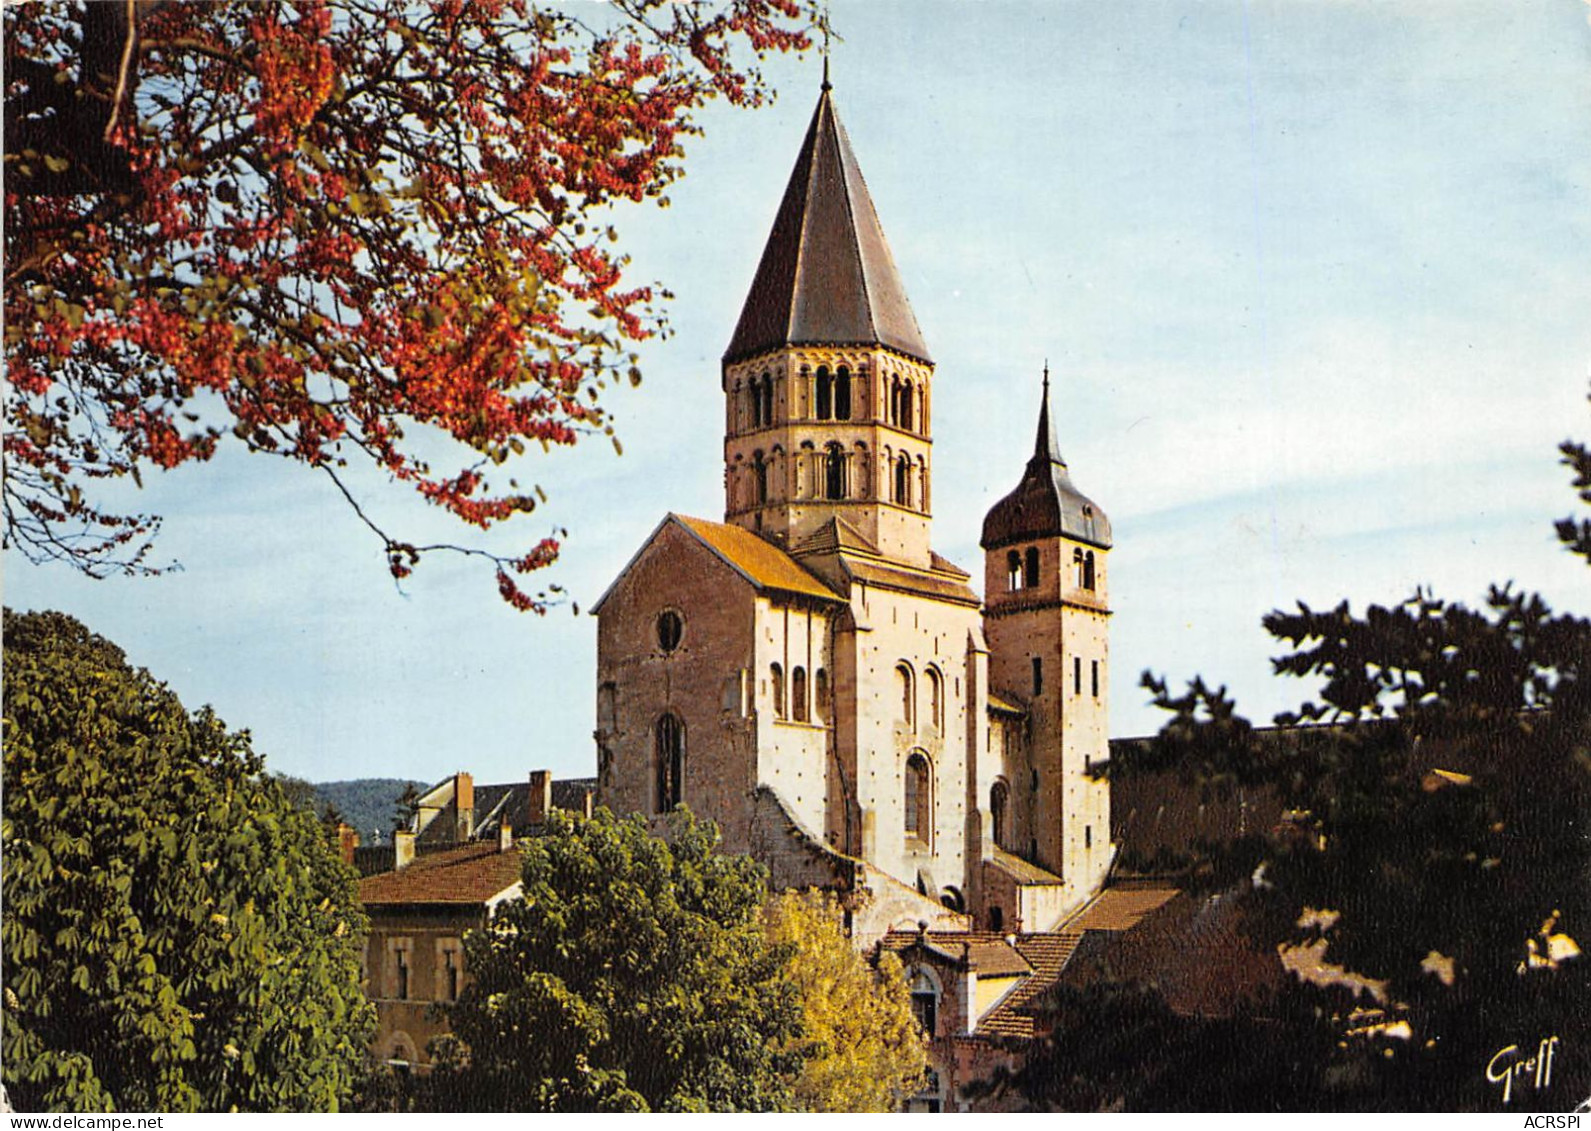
395 947 410 1001
792 666 809 723
990 905 1004 932
909 969 939 1037
1085 825 1093 850
771 663 786 719
835 367 852 420
656 610 683 652
905 752 932 843
1084 550 1097 591
814 668 829 722
1032 657 1043 696
896 664 915 727
926 667 943 732
1092 659 1100 698
1074 657 1082 695
442 946 460 1002
1023 546 1039 588
655 713 684 811
990 779 1009 848
1006 550 1022 591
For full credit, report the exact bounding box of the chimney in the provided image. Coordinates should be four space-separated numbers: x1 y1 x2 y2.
337 822 360 866
528 770 553 827
394 829 416 870
455 772 475 841
499 820 515 853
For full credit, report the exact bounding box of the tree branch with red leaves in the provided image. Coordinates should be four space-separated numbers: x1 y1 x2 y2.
4 0 815 608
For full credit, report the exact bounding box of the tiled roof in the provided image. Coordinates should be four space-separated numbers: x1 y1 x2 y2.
791 515 879 557
358 843 523 907
674 515 841 602
880 930 1032 977
987 847 1064 886
978 932 1085 1038
724 84 930 365
928 551 970 580
1057 884 1285 1018
1063 883 1181 932
414 777 597 846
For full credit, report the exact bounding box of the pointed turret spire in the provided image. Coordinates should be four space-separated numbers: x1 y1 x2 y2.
723 81 930 364
1032 361 1065 466
981 364 1112 550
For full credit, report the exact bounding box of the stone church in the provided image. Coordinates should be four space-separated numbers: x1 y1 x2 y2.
592 77 1115 942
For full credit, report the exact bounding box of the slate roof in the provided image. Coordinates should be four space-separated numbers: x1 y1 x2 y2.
981 373 1111 551
414 776 596 846
724 83 931 365
358 842 523 907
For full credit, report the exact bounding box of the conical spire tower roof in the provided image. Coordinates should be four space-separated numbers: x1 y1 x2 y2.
724 83 931 365
981 369 1112 550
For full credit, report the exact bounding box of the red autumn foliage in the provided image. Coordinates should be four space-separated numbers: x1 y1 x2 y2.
4 0 813 608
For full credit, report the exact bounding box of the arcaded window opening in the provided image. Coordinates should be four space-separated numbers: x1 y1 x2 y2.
792 666 809 723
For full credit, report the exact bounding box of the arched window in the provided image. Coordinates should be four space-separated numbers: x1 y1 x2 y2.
792 666 808 722
991 779 1010 848
1007 550 1022 591
655 713 684 812
749 378 762 428
901 380 914 431
815 366 832 420
753 451 768 505
770 663 785 719
894 454 911 506
835 367 851 420
926 667 943 732
760 374 774 426
1083 550 1097 591
889 375 901 425
854 443 870 499
905 752 932 842
814 668 829 722
1073 547 1085 588
896 664 915 727
1024 546 1039 588
825 443 845 500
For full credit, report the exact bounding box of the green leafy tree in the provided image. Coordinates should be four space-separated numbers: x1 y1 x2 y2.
764 890 927 1111
1117 396 1591 1110
1 609 375 1112
423 807 803 1112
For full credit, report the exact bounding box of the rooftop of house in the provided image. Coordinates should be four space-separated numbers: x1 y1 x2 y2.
358 841 524 908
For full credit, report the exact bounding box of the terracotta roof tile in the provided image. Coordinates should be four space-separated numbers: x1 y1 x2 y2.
674 515 841 602
1063 884 1181 932
359 843 523 907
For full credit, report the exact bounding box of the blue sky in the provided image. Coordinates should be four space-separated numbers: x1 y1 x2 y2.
8 1 1590 795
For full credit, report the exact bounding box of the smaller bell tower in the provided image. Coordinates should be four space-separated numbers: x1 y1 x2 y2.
979 370 1112 894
